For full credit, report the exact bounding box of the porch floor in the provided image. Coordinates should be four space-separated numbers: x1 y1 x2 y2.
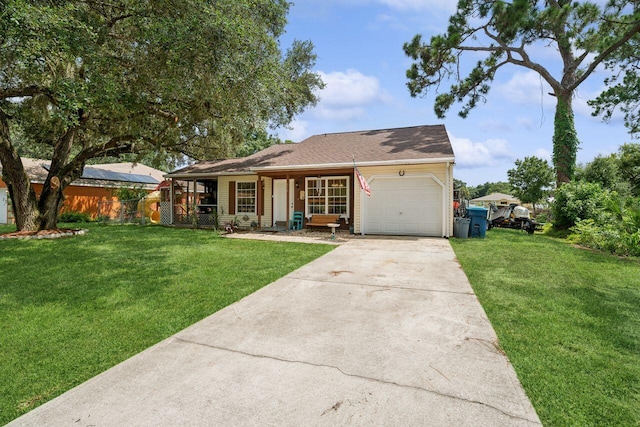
261 221 289 232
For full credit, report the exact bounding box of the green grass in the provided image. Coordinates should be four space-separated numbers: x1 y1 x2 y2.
0 224 334 424
451 229 640 426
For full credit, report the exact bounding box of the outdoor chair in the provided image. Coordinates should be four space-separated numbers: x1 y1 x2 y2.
289 211 304 230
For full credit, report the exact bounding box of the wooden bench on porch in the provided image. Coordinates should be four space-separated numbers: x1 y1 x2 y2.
307 214 340 227
306 214 340 228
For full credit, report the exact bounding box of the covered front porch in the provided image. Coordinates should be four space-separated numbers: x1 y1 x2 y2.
162 167 355 232
255 167 354 232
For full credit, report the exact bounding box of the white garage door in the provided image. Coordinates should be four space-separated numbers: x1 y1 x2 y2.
362 176 442 236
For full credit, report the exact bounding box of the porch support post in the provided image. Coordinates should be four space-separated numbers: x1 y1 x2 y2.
193 179 197 210
192 179 198 223
170 178 175 225
257 174 262 228
185 179 190 217
285 174 290 232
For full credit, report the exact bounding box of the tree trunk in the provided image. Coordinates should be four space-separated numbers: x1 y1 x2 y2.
1 113 88 231
36 158 85 230
552 93 579 187
37 184 64 230
0 112 40 231
37 128 81 230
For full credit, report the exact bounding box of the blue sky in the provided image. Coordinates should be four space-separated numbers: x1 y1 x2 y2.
275 0 634 186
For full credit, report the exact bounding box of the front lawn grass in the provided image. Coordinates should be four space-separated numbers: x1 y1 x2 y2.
451 229 639 426
0 224 334 424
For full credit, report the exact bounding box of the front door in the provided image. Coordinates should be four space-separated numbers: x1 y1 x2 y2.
273 179 294 226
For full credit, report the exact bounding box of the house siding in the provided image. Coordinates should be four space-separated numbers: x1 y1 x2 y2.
1 182 127 220
217 175 272 228
1 161 161 223
354 163 453 237
54 185 122 218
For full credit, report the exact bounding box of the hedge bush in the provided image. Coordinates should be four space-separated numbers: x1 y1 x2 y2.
552 181 612 229
569 197 640 257
58 211 92 223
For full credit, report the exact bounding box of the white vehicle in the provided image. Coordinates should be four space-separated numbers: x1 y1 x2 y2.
488 203 539 234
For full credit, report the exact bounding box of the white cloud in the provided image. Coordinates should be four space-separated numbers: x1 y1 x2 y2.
534 148 552 162
313 106 367 121
317 69 383 107
495 71 555 107
311 69 389 122
571 85 622 122
372 13 409 31
494 70 620 122
278 119 310 142
478 119 512 133
450 135 514 169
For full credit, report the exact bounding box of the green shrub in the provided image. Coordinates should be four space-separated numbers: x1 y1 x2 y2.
58 211 92 223
621 230 640 256
552 181 611 229
114 186 148 201
570 197 640 257
533 208 551 223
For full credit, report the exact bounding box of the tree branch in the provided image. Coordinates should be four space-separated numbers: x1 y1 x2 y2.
458 45 505 53
1 85 60 108
147 104 179 124
74 135 137 164
571 20 640 91
458 26 562 90
512 45 562 90
0 86 50 100
107 14 135 28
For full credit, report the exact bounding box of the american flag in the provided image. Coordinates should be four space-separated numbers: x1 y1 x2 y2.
355 166 371 197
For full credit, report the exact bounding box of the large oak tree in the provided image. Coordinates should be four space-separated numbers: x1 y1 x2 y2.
0 0 323 231
403 0 640 187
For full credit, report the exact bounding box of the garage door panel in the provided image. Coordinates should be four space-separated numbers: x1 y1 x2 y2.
363 176 442 237
399 222 422 234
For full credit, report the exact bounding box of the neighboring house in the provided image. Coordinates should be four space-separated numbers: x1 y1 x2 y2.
165 125 456 237
470 192 520 208
0 158 163 224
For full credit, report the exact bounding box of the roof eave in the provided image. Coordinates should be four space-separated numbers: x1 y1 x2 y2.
164 171 253 179
250 157 456 172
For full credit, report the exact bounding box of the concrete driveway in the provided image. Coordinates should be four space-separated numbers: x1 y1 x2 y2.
10 237 541 426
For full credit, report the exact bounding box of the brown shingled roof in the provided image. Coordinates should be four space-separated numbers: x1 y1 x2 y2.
167 125 454 177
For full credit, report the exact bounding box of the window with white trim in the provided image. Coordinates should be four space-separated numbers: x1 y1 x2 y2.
236 181 256 214
305 177 349 217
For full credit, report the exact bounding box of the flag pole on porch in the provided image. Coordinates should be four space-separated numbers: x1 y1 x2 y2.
353 156 371 197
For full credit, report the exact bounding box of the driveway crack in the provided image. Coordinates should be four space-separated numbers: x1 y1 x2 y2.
174 337 539 425
290 277 475 295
